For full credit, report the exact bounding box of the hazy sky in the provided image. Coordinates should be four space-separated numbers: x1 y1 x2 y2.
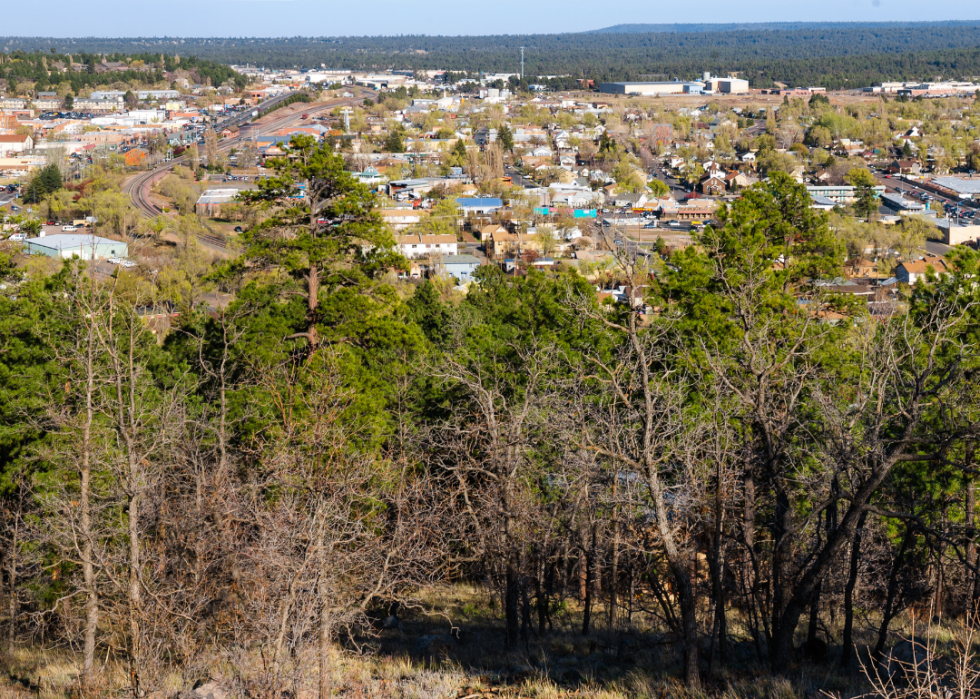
3 0 979 36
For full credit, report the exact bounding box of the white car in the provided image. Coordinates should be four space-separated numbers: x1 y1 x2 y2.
8 233 26 242
668 220 681 227
62 225 77 231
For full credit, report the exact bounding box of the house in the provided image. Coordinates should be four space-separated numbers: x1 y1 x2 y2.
395 233 458 258
844 257 879 279
380 209 426 232
888 159 922 175
611 192 648 208
726 171 752 191
441 254 482 283
489 229 518 259
896 257 950 285
456 197 503 214
24 233 128 260
124 148 149 168
741 152 757 163
699 175 726 196
0 134 35 158
478 224 509 242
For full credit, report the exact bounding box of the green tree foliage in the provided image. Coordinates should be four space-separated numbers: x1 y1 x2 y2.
497 124 514 152
236 134 402 351
846 167 880 220
23 164 63 204
383 130 405 153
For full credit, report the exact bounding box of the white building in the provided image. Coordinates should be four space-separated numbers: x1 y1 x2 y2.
395 233 458 258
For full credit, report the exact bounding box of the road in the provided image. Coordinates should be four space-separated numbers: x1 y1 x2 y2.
125 89 370 253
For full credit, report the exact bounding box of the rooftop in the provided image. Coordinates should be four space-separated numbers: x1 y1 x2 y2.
25 234 122 250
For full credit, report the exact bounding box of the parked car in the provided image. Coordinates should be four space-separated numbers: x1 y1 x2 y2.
8 233 26 242
62 225 77 231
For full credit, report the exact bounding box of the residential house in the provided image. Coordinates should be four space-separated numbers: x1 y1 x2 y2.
456 197 503 214
441 254 482 283
896 257 950 285
726 171 752 191
611 192 648 208
380 209 426 232
395 233 458 258
0 134 34 157
888 159 922 175
844 257 879 279
478 223 509 242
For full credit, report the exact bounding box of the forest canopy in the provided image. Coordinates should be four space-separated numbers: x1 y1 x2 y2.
4 22 980 89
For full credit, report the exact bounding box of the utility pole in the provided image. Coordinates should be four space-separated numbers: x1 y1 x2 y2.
520 47 525 82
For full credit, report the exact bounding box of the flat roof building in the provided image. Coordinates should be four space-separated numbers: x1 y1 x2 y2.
599 82 704 96
25 234 128 260
931 177 980 200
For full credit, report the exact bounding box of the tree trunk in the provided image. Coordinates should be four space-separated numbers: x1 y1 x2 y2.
317 518 331 699
609 495 620 630
6 522 17 656
582 525 594 637
81 287 98 687
874 524 914 658
840 510 867 669
967 480 976 617
307 263 319 349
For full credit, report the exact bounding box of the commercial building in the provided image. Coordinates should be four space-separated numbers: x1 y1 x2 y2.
704 77 750 94
930 177 980 201
598 81 704 96
24 233 128 260
196 189 243 217
806 185 885 204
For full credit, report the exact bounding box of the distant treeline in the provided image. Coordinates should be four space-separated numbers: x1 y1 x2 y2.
0 50 246 92
3 23 980 89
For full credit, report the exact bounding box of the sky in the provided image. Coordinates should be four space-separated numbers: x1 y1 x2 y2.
2 0 979 37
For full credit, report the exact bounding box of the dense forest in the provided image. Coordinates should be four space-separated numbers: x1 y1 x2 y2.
4 23 980 88
0 50 246 93
4 137 980 698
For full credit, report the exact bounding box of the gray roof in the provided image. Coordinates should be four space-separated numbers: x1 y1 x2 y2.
932 177 980 195
26 234 124 250
442 255 481 265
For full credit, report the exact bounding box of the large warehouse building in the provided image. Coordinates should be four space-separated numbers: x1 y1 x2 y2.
599 81 704 96
25 233 128 260
704 77 751 94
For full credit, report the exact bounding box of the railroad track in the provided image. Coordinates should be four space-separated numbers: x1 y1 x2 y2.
126 90 368 252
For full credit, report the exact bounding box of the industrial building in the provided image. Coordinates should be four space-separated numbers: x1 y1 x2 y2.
25 233 128 260
703 77 751 94
598 81 704 96
930 177 980 201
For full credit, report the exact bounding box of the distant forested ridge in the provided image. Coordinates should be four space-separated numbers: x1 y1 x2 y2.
3 22 980 89
0 50 246 92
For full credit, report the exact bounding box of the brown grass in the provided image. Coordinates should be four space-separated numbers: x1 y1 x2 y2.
0 584 958 699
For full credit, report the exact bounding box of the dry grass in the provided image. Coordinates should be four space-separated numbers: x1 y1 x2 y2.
1 585 965 699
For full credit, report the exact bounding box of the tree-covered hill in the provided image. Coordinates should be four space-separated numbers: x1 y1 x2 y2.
3 22 980 89
0 49 246 93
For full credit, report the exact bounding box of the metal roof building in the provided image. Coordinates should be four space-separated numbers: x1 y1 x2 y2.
931 177 980 200
25 234 128 260
599 82 705 96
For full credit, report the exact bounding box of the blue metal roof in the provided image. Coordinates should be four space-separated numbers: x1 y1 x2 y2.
456 197 503 208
